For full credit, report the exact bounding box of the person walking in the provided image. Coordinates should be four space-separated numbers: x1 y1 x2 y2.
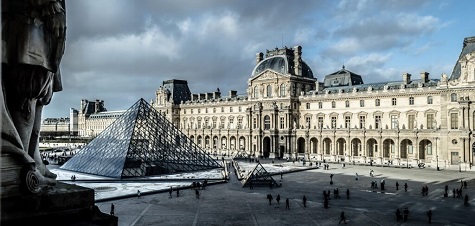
137 190 141 198
285 198 290 210
346 189 350 199
303 195 307 207
427 209 432 224
169 187 173 198
276 194 281 204
339 211 347 224
176 188 180 197
396 181 399 190
195 189 200 199
404 183 408 192
464 194 469 206
110 203 115 216
396 209 401 222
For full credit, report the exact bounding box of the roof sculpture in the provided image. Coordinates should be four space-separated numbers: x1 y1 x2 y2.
61 98 222 178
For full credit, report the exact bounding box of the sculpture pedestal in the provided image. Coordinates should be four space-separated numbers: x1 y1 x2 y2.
1 182 117 226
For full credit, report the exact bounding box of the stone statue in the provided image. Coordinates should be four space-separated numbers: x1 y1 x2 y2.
2 0 66 194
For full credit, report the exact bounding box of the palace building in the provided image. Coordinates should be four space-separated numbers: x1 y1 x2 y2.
57 36 475 169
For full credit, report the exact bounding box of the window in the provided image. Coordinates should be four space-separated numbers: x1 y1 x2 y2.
198 109 201 114
197 119 202 129
331 116 337 129
375 115 381 129
450 93 457 102
253 86 259 98
280 117 285 129
332 101 336 108
230 107 233 112
221 107 224 113
391 115 398 129
212 120 217 129
228 118 233 128
306 103 310 109
205 108 208 113
220 120 225 129
253 118 257 129
375 99 380 106
306 117 311 128
360 100 365 107
191 109 194 114
184 109 187 114
318 116 324 129
392 98 397 106
345 100 350 108
264 115 271 130
408 115 415 129
204 118 209 128
239 106 242 112
409 97 414 105
450 113 458 129
237 118 243 129
266 85 272 97
213 108 216 113
359 116 366 129
345 116 351 129
280 84 286 97
318 102 322 109
427 96 433 104
426 114 434 129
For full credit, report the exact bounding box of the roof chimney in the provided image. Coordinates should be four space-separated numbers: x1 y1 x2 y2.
402 73 411 85
293 46 302 76
256 52 263 64
420 71 429 83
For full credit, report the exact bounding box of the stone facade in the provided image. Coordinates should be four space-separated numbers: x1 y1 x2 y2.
46 38 475 170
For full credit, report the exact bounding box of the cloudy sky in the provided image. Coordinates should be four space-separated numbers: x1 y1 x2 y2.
43 0 475 118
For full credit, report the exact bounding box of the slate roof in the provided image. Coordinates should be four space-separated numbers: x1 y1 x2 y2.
450 36 475 80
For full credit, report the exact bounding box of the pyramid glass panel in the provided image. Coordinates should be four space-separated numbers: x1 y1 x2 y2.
61 99 222 178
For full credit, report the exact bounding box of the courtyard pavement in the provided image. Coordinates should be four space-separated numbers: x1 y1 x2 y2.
87 160 475 226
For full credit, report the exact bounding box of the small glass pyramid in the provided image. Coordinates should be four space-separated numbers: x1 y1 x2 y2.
61 98 222 178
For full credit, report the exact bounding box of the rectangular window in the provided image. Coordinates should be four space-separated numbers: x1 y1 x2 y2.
345 116 351 129
331 116 337 129
409 97 414 105
238 118 243 129
230 107 233 112
306 117 311 128
306 103 310 109
391 115 398 129
221 121 225 129
375 99 380 106
392 98 397 106
280 117 285 129
345 100 350 108
318 102 322 109
359 116 366 129
318 117 324 129
253 118 257 129
360 100 364 107
197 119 202 129
450 113 458 129
332 101 336 108
427 114 434 129
427 96 433 104
212 120 217 129
375 115 381 129
408 115 415 129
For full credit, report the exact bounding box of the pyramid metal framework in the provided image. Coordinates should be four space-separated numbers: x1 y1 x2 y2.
233 151 250 160
61 98 222 178
241 163 280 188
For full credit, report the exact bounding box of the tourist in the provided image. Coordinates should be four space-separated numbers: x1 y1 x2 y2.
404 183 408 192
169 186 173 198
137 190 141 198
195 189 200 199
339 211 347 224
303 195 307 207
396 181 399 190
427 209 432 224
464 194 469 206
285 198 290 210
403 207 409 221
110 203 114 216
396 209 401 222
346 189 350 199
276 194 281 204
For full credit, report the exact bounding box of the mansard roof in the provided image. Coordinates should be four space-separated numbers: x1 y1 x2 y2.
450 36 475 80
323 65 364 88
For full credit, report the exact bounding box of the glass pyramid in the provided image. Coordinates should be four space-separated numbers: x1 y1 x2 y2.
61 98 222 178
241 163 280 188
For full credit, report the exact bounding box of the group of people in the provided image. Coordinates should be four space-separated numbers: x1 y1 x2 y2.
395 207 410 222
266 193 290 209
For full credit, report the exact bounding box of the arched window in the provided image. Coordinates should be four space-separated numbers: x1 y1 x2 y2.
254 86 259 98
266 85 272 97
264 115 271 130
280 84 286 97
